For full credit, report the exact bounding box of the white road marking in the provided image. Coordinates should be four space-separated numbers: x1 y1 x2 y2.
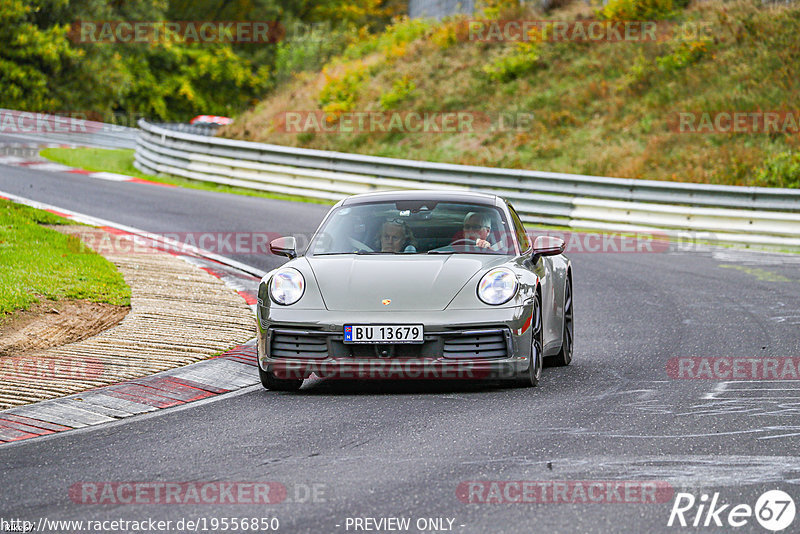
88 171 134 181
706 380 800 400
713 249 800 265
24 162 75 172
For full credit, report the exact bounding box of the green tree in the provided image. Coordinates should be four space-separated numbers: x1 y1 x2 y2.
0 0 80 111
0 0 405 120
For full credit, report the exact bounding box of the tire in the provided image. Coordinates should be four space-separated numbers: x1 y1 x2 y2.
516 293 542 387
259 365 303 391
549 276 573 367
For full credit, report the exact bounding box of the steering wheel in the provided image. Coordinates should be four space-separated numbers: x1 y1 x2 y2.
348 237 373 253
450 238 478 250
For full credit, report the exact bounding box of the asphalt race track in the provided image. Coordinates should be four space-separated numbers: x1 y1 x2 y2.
2 149 800 533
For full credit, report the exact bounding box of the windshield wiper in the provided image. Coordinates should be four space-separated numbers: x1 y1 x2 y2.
313 251 387 256
427 249 457 254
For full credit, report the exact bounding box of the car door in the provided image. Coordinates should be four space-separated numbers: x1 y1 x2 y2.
507 204 560 351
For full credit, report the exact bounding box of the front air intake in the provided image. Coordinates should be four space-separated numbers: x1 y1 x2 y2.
270 331 329 359
442 332 508 359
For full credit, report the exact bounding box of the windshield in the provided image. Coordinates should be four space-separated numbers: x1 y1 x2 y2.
309 201 514 256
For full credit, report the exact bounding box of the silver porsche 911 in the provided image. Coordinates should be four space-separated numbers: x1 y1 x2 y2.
257 190 573 391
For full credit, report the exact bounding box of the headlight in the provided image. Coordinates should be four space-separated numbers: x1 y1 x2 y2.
477 268 518 305
269 268 305 305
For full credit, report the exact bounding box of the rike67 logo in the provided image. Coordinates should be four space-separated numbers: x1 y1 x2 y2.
668 490 795 531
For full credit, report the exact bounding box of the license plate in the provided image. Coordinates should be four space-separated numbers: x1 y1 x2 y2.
343 324 424 344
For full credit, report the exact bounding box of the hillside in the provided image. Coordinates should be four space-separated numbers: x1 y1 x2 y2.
220 0 800 188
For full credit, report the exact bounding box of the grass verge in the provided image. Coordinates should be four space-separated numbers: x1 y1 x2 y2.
0 199 131 320
39 147 335 206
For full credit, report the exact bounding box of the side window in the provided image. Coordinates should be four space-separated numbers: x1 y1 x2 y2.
508 205 530 252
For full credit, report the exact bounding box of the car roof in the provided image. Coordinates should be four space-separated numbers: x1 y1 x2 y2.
340 189 501 207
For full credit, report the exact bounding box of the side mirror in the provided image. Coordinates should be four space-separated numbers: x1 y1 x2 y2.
269 236 297 259
532 236 565 257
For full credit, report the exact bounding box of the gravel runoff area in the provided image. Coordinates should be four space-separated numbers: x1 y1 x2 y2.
0 226 256 410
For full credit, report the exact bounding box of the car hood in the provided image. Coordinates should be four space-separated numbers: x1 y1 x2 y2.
307 255 508 311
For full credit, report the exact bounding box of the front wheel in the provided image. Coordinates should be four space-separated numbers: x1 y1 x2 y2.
516 294 542 387
259 365 303 391
549 277 573 367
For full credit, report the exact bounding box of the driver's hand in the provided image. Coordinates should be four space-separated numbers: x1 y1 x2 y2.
475 239 491 249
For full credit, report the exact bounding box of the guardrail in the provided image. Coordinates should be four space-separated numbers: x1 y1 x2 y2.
135 119 800 249
151 122 222 137
0 109 138 149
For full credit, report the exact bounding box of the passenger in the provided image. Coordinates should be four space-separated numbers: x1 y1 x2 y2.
377 218 417 253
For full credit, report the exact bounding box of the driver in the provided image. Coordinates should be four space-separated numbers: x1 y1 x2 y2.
377 218 417 253
462 211 493 249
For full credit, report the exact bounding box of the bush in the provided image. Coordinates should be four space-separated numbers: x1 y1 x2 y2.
541 0 574 13
656 39 710 71
343 17 431 60
273 23 360 85
755 151 800 188
430 18 469 49
600 0 678 21
481 0 529 20
483 42 541 83
318 64 368 114
380 75 416 109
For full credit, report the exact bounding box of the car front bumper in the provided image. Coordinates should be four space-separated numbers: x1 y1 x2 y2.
256 306 534 380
